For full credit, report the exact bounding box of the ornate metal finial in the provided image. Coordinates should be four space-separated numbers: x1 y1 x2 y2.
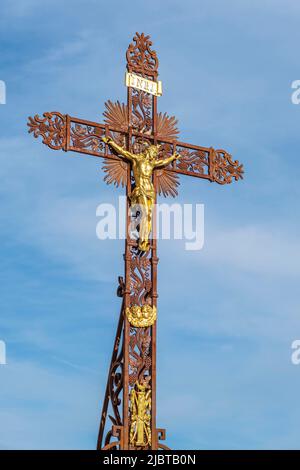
126 32 159 76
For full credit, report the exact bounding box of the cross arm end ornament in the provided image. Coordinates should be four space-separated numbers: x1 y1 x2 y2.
27 111 68 151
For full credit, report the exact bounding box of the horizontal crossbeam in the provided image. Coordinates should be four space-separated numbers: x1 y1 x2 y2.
27 112 243 185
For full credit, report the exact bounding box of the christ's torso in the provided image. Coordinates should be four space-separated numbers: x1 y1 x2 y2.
131 158 155 197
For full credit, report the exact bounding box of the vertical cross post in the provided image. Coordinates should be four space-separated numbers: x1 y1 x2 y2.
98 33 165 450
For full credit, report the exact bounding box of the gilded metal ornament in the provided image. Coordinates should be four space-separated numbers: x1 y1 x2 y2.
102 136 181 251
126 305 157 328
129 381 152 447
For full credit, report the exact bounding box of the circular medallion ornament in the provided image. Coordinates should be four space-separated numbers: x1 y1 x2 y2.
126 305 157 328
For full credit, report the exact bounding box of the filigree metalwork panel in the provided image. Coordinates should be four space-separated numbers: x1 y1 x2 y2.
212 149 244 184
27 112 66 150
69 119 128 160
131 89 152 134
129 327 152 387
155 138 244 185
69 121 105 155
126 32 159 76
129 248 152 307
176 145 210 176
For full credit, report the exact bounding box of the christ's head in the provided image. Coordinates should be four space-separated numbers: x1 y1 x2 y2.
145 144 160 160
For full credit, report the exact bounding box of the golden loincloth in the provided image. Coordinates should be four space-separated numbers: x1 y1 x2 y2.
130 186 155 206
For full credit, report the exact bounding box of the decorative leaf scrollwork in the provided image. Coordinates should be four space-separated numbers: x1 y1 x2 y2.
213 149 244 184
126 32 159 75
176 147 210 176
27 112 66 150
130 248 152 306
128 247 153 390
131 90 152 133
129 328 152 387
108 353 123 428
70 123 105 154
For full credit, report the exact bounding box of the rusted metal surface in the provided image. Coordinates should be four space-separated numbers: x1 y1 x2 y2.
27 32 244 451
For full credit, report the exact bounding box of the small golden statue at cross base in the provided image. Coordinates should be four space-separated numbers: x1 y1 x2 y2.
129 379 152 447
102 137 182 251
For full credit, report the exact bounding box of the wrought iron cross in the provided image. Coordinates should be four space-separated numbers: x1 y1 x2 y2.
27 32 243 450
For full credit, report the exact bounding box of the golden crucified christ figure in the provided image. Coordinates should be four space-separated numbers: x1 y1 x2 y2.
102 136 182 251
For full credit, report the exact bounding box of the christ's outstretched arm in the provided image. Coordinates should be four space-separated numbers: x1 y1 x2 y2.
154 152 182 169
102 137 135 162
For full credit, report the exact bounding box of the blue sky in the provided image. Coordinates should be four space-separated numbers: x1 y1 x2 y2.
1 0 300 449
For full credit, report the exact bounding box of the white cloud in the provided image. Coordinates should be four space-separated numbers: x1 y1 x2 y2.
204 224 300 277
